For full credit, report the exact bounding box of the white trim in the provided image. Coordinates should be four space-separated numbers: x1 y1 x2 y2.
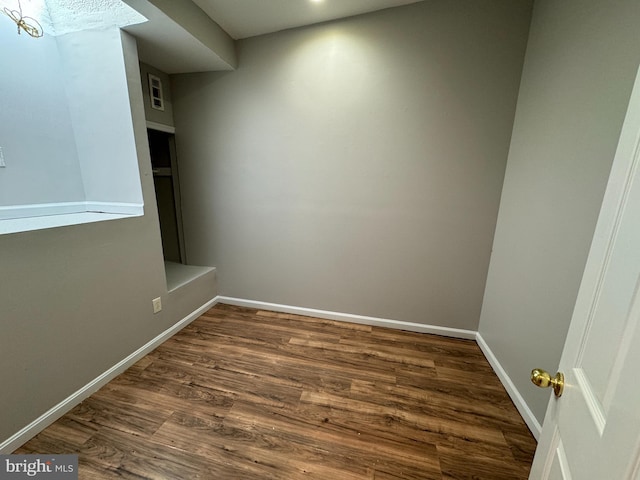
476 332 542 439
0 212 141 235
574 368 606 436
85 202 144 216
0 202 144 235
148 74 165 112
0 201 143 221
0 202 87 220
215 296 477 339
0 297 219 454
146 120 175 134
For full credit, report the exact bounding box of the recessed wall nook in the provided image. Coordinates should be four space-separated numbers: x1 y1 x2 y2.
0 0 148 235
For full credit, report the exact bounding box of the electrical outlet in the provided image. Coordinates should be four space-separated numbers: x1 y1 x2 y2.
152 297 162 314
0 147 5 168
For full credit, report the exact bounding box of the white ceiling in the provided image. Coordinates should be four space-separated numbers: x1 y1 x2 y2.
123 0 234 73
121 0 425 73
191 0 425 39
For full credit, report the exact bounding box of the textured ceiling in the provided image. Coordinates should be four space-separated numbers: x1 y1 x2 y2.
44 0 146 35
1 0 146 35
191 0 425 39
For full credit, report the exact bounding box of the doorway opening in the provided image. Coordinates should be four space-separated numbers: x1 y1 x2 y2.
147 128 186 264
147 126 215 292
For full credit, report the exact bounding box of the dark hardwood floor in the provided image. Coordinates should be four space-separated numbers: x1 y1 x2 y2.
16 303 537 479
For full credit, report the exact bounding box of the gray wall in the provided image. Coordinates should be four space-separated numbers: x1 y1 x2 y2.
0 29 83 206
0 32 216 447
172 0 532 330
140 61 175 127
478 0 640 424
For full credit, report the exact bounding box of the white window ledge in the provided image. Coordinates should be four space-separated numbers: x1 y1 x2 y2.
0 202 143 235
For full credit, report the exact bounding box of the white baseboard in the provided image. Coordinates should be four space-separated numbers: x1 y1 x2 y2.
215 296 477 340
0 297 219 454
475 332 542 440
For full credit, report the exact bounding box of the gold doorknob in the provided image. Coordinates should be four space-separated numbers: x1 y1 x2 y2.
531 368 564 397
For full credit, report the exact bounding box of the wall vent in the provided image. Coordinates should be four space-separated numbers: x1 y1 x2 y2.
148 73 165 111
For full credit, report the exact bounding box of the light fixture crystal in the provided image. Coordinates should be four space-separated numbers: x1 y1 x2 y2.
2 0 43 37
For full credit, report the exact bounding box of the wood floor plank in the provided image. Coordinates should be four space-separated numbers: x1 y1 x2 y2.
395 365 511 405
438 443 531 480
195 313 344 344
154 410 371 480
65 396 170 438
255 309 373 332
101 378 235 420
349 379 526 435
279 342 399 384
301 390 509 447
15 303 536 479
151 411 300 479
225 401 443 479
292 337 437 368
81 426 220 479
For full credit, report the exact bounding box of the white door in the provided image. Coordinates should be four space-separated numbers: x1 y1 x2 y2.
529 65 640 479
